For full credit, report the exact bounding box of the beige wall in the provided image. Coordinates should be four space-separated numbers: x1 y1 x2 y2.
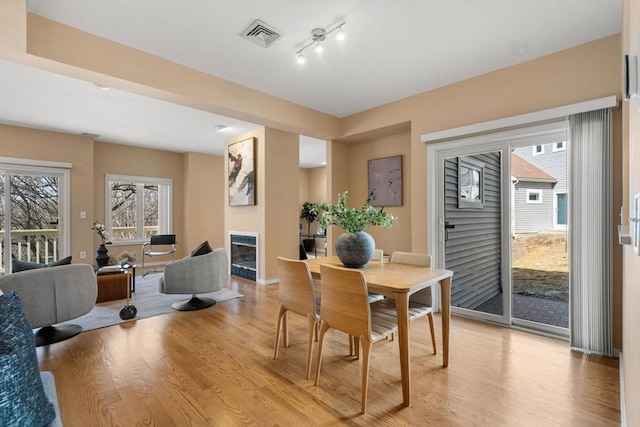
621 1 640 425
0 125 95 264
348 132 412 255
263 128 299 280
183 152 225 250
225 127 299 283
93 142 185 266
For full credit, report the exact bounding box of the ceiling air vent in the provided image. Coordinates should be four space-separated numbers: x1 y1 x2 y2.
240 19 282 48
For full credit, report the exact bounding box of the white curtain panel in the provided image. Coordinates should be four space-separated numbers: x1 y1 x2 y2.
569 108 612 356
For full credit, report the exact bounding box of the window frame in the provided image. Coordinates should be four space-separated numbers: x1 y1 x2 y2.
532 145 545 156
526 189 543 204
105 174 173 244
457 156 485 209
552 141 566 152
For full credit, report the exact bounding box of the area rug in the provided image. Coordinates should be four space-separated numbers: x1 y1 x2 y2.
62 273 243 332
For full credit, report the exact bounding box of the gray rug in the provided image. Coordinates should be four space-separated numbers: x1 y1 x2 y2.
62 273 243 331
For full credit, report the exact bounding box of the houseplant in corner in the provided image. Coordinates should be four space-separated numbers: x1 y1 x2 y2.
318 191 396 268
300 201 320 252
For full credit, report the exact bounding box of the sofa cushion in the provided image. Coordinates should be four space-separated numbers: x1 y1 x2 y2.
0 291 56 427
11 256 72 273
190 241 213 257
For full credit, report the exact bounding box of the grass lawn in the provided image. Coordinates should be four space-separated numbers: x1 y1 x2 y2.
512 233 569 302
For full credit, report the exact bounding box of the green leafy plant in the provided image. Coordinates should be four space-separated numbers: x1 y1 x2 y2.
300 202 320 236
318 191 396 233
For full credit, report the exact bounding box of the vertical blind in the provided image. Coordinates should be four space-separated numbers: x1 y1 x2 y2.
569 108 612 356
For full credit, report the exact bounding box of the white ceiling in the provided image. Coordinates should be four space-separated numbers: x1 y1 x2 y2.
0 0 621 167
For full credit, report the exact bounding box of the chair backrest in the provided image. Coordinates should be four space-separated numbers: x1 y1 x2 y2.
150 234 176 246
390 251 433 306
277 257 316 317
371 249 384 262
319 264 371 340
389 251 431 267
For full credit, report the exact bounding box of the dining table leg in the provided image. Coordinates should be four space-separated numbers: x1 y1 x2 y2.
440 276 452 368
394 291 411 406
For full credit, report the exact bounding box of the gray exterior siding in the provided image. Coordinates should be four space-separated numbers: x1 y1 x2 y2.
513 143 568 232
513 143 568 192
513 181 555 233
444 153 502 310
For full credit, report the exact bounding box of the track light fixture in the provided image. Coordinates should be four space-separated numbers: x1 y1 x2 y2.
295 22 345 64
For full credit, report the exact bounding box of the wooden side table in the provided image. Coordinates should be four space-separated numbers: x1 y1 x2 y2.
96 271 130 303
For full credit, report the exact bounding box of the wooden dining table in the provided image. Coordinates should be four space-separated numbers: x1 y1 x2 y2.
305 255 453 406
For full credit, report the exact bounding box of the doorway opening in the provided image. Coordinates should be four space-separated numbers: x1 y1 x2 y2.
1 161 70 275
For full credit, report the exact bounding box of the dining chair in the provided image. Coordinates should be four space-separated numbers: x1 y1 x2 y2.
315 263 398 414
373 251 437 354
348 247 385 357
274 257 320 379
141 234 177 277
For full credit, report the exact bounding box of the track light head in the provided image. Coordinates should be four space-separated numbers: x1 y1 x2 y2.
295 21 345 64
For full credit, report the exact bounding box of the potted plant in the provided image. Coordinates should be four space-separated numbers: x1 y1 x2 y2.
300 201 320 252
318 191 396 268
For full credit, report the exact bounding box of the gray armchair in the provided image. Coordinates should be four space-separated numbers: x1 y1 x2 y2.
158 247 229 311
0 264 97 346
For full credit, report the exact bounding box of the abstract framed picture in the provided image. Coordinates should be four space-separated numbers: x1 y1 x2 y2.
368 155 402 206
228 137 256 206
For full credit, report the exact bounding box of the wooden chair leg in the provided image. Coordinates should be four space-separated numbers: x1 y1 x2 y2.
314 322 331 386
273 304 286 360
283 311 289 348
427 312 437 355
360 338 372 414
305 316 316 379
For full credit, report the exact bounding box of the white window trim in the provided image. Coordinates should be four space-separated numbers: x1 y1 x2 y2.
526 189 543 204
552 141 567 152
105 174 173 244
532 145 545 156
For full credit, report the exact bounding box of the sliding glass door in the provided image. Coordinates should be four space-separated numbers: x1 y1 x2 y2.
429 122 570 337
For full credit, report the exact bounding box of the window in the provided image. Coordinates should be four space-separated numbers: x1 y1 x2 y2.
552 141 566 152
106 174 172 243
532 145 544 156
458 156 484 209
526 189 542 204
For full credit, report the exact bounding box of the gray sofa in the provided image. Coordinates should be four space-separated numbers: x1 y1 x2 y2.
0 264 97 346
159 247 229 311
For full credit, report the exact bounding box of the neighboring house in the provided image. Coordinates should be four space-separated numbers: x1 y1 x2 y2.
512 142 569 233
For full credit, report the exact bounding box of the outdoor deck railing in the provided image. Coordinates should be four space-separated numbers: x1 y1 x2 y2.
0 226 159 273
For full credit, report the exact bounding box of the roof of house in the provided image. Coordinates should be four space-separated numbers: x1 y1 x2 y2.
511 154 557 183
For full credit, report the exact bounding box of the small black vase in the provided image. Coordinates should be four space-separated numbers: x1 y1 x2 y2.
95 243 110 268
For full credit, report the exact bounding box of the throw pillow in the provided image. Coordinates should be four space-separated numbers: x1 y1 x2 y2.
11 258 44 272
11 256 72 273
190 240 213 257
47 255 72 268
0 292 56 427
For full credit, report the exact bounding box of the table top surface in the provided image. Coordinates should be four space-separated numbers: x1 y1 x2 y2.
305 256 452 295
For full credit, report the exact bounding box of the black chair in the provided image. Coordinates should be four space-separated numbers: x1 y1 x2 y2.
141 234 176 277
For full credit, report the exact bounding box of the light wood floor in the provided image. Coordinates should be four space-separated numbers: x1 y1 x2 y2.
37 276 620 426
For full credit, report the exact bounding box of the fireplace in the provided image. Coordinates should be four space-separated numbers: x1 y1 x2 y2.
229 232 258 281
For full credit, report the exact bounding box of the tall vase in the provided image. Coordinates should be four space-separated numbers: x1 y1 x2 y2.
95 243 110 268
334 231 375 268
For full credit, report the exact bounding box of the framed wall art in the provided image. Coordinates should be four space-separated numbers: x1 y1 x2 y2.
228 137 256 206
368 155 403 206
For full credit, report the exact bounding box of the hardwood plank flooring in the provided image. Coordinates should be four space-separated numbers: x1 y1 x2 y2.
37 276 620 426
